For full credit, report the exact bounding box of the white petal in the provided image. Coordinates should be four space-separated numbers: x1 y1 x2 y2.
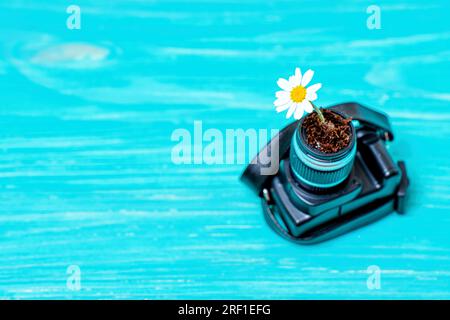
277 78 292 91
294 104 304 120
289 75 296 85
276 102 291 113
276 90 289 99
306 83 321 101
306 90 317 101
303 100 313 113
294 67 302 86
307 83 322 95
286 103 297 119
301 69 314 86
274 96 290 107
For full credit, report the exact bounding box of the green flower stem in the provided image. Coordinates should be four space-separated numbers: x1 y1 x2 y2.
311 101 325 123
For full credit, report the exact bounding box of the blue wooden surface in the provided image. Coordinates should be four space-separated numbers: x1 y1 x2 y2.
0 0 450 299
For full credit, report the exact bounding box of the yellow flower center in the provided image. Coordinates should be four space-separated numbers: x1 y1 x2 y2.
290 85 306 103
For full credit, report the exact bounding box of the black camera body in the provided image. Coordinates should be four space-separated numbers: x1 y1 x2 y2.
241 102 409 244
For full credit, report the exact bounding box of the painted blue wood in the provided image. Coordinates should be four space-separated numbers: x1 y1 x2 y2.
0 0 449 299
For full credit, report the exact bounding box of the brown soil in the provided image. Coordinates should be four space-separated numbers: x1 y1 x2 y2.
302 109 352 153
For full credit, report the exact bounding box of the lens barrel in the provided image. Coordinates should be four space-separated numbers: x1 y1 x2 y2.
289 111 356 190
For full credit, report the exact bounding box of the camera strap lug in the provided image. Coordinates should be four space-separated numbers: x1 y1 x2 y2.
395 161 410 214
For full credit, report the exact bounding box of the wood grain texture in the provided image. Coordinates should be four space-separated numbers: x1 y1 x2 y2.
0 0 449 299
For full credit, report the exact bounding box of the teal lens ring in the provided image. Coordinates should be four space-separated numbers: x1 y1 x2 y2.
289 111 357 190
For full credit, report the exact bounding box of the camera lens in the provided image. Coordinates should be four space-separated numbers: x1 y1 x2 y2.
289 111 356 190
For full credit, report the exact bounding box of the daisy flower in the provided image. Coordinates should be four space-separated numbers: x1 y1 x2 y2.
274 67 322 120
